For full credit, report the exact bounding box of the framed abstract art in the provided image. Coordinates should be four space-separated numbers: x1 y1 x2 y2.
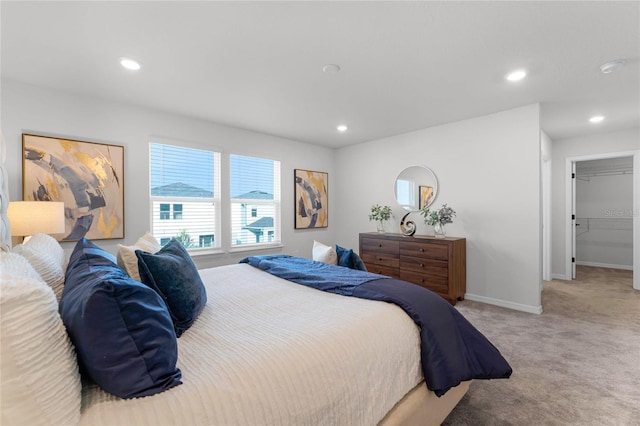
419 185 435 209
22 134 124 241
294 169 328 229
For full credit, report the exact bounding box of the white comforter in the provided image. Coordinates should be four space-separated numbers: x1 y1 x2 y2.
80 263 422 425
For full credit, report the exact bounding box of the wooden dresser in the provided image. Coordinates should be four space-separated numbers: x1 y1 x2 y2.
359 232 466 305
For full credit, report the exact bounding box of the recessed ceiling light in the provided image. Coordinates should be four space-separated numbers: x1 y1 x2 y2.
589 115 605 123
322 64 341 74
337 124 348 132
505 69 527 82
600 59 625 74
120 57 142 71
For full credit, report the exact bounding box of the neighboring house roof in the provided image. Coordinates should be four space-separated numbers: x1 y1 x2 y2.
235 190 273 200
244 217 274 229
151 182 213 197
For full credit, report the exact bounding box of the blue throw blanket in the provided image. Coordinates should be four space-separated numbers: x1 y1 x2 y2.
240 255 512 397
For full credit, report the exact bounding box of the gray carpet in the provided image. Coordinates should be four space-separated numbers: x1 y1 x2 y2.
442 266 639 426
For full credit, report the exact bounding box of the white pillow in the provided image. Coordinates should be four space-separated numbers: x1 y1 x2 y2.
0 252 81 426
117 232 161 281
312 240 338 265
26 233 66 268
13 233 66 301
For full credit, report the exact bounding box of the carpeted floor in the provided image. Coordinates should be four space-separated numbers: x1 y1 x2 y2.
442 266 639 426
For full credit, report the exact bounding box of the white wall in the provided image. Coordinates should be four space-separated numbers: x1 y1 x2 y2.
1 79 337 268
550 128 640 278
1 80 550 311
334 104 543 313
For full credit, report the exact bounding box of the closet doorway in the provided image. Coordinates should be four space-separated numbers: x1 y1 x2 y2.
565 151 639 290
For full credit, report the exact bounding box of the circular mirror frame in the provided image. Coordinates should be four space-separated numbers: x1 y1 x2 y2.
394 166 438 236
394 165 439 212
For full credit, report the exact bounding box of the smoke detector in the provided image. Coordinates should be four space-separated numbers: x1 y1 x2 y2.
600 59 626 74
322 64 341 74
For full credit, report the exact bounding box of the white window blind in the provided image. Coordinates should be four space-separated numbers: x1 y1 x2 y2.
150 142 221 250
230 154 281 248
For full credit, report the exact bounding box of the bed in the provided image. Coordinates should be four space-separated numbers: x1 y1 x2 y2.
80 262 468 425
1 232 510 426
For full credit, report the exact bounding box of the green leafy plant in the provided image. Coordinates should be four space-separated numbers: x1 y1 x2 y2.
175 229 196 248
369 204 393 222
420 203 456 226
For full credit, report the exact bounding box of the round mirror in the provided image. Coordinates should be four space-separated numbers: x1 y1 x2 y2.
394 166 438 212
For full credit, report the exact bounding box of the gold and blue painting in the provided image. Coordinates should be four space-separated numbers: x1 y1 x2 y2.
294 169 328 229
419 185 435 209
22 134 124 241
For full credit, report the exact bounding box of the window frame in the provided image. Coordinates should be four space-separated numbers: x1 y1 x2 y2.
148 140 283 256
228 153 282 252
149 139 222 255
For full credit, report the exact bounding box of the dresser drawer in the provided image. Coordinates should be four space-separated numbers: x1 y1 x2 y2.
361 237 400 255
400 241 448 260
361 252 399 269
400 270 449 294
360 232 465 305
400 256 448 277
366 264 400 278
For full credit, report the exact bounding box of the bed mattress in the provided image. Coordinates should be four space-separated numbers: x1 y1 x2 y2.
79 263 425 425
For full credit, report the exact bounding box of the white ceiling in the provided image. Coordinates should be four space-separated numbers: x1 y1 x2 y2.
1 1 638 148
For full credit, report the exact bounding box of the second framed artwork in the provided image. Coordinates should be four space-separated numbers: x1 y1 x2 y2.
294 169 328 229
22 134 124 241
419 185 435 209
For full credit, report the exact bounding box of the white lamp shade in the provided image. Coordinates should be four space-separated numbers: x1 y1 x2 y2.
7 201 66 237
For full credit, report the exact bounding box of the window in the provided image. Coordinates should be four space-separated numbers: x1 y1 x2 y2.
199 234 214 247
173 204 183 220
158 203 183 221
230 154 280 248
150 142 221 250
160 203 170 220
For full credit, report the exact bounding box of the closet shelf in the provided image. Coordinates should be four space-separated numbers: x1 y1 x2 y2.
575 217 632 236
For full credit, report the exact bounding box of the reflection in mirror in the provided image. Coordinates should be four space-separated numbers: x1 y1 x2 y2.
394 166 438 212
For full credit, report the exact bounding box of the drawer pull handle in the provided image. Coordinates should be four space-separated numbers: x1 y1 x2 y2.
378 244 383 247
420 248 424 252
420 279 425 283
420 263 425 268
378 257 383 261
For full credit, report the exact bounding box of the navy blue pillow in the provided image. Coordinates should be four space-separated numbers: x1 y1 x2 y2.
136 238 207 337
59 238 182 399
336 244 368 271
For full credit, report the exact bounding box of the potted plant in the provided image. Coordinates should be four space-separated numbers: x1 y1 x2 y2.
420 203 456 238
369 204 393 233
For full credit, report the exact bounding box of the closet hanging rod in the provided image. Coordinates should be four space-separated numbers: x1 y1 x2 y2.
576 168 633 178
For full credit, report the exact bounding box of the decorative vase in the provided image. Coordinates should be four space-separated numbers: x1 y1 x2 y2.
433 222 446 238
377 220 385 233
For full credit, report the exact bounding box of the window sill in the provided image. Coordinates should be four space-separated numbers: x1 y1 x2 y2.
228 243 284 254
189 247 225 257
188 244 284 257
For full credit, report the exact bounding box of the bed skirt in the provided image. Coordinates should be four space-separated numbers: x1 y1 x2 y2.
379 381 470 426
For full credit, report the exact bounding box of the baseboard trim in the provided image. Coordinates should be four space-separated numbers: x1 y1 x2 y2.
464 293 543 315
551 273 569 280
576 261 633 271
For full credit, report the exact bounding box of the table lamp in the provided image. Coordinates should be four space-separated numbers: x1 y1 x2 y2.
7 201 65 244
